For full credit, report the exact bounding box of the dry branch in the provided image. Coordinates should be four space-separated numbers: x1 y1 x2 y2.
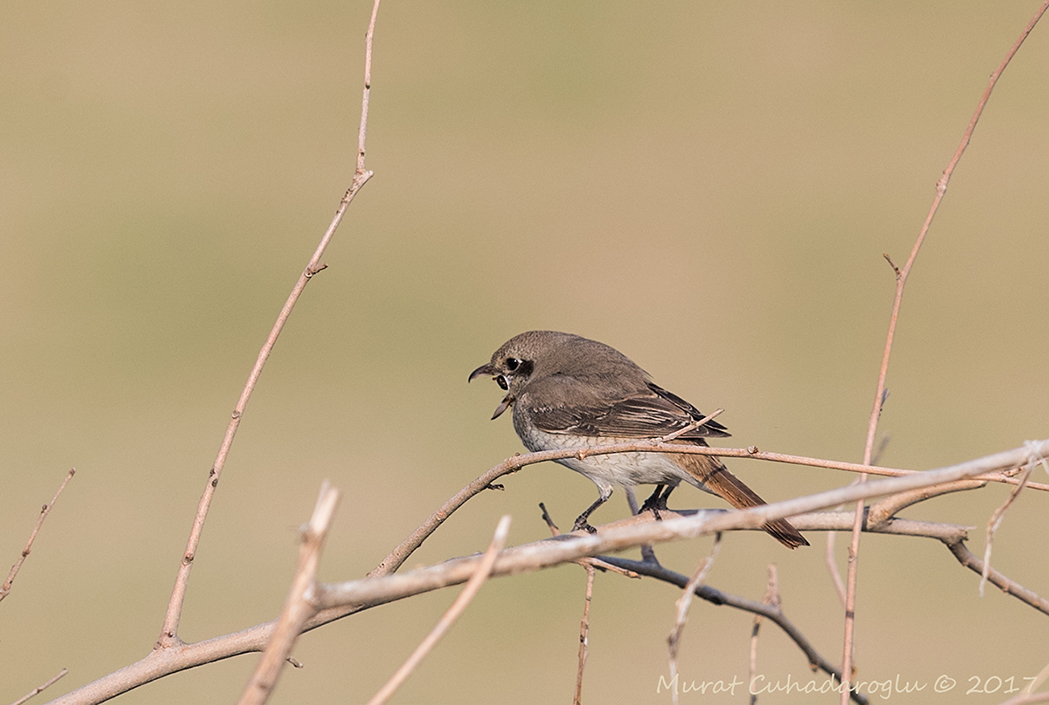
43 439 1048 705
369 438 1048 581
597 557 867 705
316 440 1049 613
572 564 595 705
1 469 75 604
667 538 720 705
944 540 1049 615
841 5 1049 698
156 0 381 648
238 483 341 705
365 515 510 705
10 669 68 705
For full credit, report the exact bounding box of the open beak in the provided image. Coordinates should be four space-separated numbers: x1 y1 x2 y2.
468 363 496 382
469 363 514 420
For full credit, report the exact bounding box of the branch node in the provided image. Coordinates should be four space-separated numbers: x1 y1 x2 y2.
882 252 900 276
539 502 560 536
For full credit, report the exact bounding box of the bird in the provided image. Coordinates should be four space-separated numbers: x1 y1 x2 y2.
469 330 808 549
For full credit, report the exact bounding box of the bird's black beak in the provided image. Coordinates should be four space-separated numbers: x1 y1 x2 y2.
469 362 514 420
468 363 496 382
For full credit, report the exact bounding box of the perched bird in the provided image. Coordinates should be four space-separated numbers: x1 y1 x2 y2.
469 330 807 549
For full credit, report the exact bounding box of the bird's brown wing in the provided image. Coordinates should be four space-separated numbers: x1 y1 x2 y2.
520 376 807 549
522 378 730 440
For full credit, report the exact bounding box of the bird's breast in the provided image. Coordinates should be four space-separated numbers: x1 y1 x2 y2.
513 414 697 489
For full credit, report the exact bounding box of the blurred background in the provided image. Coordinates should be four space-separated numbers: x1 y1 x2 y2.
2 1 1048 703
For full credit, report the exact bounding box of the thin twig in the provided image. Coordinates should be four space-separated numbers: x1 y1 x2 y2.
825 531 846 608
841 6 1049 699
10 669 68 705
319 442 1049 611
625 488 659 565
157 0 382 649
866 479 987 529
749 565 780 705
371 439 1049 581
658 409 725 442
824 476 862 609
43 440 1044 704
1 468 75 603
237 482 341 705
538 503 637 577
997 694 1049 705
945 539 1049 616
573 563 595 705
980 463 1033 597
996 660 1049 705
667 537 721 705
598 556 867 705
365 515 511 705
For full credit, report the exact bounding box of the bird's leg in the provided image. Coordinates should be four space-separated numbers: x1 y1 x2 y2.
572 487 612 534
658 484 676 508
638 484 666 518
639 484 680 522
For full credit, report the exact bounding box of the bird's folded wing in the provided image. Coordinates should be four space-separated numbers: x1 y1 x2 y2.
523 379 730 440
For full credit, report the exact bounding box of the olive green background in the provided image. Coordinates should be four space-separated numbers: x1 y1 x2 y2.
2 1 1048 703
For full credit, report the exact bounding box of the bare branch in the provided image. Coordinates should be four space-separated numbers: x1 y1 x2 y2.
658 409 724 442
981 464 1034 597
1 469 75 604
157 0 382 648
998 660 1049 705
748 565 780 705
944 539 1049 616
10 669 68 705
371 438 1049 584
997 694 1049 705
625 487 659 565
365 515 510 705
667 537 721 705
866 479 986 529
238 482 342 705
319 441 1046 613
572 564 595 705
825 530 846 608
43 440 1044 704
842 6 1049 698
599 556 867 705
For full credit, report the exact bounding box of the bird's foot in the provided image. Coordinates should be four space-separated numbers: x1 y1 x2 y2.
572 516 598 534
638 495 668 520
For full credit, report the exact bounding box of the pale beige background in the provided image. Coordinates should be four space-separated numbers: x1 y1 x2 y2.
2 1 1048 703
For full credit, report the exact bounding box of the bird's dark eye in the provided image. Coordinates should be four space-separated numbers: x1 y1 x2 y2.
496 375 509 390
505 357 521 371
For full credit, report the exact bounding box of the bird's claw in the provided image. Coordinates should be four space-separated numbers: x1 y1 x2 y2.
572 517 598 534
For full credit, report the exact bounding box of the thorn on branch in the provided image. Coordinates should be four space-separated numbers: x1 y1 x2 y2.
484 483 504 492
305 263 329 278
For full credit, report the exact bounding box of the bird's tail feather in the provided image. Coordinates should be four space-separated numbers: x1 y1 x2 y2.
677 453 809 550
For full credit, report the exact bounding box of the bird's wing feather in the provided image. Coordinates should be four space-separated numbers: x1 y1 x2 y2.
522 378 730 440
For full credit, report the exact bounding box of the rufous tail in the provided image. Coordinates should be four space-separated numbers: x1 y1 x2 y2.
677 453 808 549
